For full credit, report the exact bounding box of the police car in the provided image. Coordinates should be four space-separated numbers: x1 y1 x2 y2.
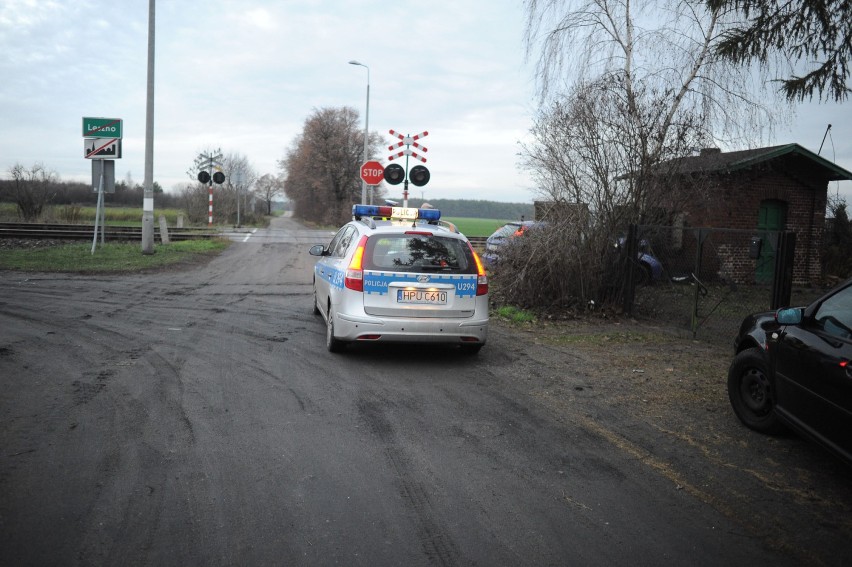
309 204 489 353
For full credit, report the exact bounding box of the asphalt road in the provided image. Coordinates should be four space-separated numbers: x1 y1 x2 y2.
1 215 849 566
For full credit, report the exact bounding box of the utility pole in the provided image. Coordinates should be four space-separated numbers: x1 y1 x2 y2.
141 0 156 254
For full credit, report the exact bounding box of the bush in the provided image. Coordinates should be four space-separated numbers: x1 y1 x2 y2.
489 222 616 311
824 199 852 279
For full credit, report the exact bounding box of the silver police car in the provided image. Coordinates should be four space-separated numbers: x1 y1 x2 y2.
310 204 489 353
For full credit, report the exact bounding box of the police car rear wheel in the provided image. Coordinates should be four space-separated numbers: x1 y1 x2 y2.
326 307 346 353
460 343 483 355
313 285 321 316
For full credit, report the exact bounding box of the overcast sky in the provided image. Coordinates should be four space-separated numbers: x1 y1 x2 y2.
1 0 850 204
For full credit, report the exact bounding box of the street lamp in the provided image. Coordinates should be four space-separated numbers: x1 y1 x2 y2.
349 60 369 204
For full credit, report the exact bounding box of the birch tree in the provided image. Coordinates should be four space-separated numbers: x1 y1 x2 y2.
502 0 782 308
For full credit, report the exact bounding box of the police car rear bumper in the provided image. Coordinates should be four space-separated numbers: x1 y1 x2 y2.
336 312 488 343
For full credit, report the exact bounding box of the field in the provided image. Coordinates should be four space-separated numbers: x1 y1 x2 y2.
0 203 507 237
0 204 187 226
443 217 510 238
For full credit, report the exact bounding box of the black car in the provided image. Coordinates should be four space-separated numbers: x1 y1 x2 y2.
727 277 852 466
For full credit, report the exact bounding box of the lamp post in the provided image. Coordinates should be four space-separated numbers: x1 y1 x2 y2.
349 60 369 204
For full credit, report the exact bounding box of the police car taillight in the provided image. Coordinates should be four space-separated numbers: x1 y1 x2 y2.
345 235 369 291
468 242 488 296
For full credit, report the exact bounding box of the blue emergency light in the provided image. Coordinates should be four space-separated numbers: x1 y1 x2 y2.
352 204 441 221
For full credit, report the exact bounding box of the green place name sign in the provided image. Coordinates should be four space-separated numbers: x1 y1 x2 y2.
82 117 123 139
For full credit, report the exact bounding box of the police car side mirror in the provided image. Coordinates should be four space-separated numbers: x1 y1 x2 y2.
309 244 327 257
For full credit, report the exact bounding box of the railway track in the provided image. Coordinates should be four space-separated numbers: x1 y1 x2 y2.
0 222 219 242
0 223 489 251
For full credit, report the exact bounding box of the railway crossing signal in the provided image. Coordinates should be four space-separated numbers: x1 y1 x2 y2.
383 164 405 185
409 165 430 187
197 170 225 184
385 129 430 206
197 151 224 226
388 130 428 163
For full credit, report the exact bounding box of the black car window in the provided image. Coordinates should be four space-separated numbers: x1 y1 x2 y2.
333 226 356 258
326 227 346 257
364 235 475 274
814 285 852 339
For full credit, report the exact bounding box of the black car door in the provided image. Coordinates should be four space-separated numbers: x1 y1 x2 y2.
773 283 852 461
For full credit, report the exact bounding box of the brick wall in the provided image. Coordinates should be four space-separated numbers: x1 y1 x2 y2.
676 165 827 285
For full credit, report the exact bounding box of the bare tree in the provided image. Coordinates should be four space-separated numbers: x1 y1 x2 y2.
255 174 283 215
508 0 774 308
505 77 711 307
175 182 209 225
184 149 258 225
525 0 782 147
7 163 58 221
279 106 383 225
218 153 258 225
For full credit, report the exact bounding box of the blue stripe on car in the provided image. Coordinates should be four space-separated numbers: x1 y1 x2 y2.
317 265 345 289
363 271 477 297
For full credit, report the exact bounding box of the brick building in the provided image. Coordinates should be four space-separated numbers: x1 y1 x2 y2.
659 144 852 285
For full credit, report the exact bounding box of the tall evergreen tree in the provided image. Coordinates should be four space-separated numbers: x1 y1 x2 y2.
709 0 851 101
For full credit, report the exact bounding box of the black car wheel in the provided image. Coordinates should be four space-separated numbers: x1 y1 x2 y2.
727 348 786 434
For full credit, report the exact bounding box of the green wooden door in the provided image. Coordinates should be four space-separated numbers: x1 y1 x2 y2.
756 200 787 283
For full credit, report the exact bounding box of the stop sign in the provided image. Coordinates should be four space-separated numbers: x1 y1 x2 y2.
360 160 385 185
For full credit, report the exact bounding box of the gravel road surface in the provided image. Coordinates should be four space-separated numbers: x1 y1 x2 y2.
1 215 849 566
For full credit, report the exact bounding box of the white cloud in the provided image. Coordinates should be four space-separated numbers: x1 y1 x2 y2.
0 0 848 207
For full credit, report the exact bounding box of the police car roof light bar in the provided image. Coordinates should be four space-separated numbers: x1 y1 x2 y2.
352 204 441 222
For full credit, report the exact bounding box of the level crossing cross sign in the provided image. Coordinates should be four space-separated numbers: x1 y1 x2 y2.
360 160 385 185
388 130 428 163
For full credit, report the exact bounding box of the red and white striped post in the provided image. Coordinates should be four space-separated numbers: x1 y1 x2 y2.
208 184 213 226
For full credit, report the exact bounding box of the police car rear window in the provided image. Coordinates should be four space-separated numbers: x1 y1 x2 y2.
363 235 475 274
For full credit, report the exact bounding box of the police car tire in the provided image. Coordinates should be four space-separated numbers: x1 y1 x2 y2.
313 286 321 316
326 308 346 353
460 343 483 355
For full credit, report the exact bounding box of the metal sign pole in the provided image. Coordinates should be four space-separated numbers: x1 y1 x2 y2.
91 161 105 255
403 152 410 207
208 157 214 227
100 167 106 245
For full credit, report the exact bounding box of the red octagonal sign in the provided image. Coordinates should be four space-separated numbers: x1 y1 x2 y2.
360 160 385 185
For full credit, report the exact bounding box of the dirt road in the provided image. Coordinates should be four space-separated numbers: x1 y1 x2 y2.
1 215 849 566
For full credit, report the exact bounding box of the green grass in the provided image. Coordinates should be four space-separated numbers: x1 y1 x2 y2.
0 204 191 226
495 305 537 324
443 217 513 238
0 239 231 273
0 203 17 218
72 206 187 225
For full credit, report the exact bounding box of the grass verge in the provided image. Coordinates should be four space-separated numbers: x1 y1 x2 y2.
0 239 231 273
494 305 537 324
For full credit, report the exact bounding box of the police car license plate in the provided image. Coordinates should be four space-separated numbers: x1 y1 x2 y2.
397 289 447 305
